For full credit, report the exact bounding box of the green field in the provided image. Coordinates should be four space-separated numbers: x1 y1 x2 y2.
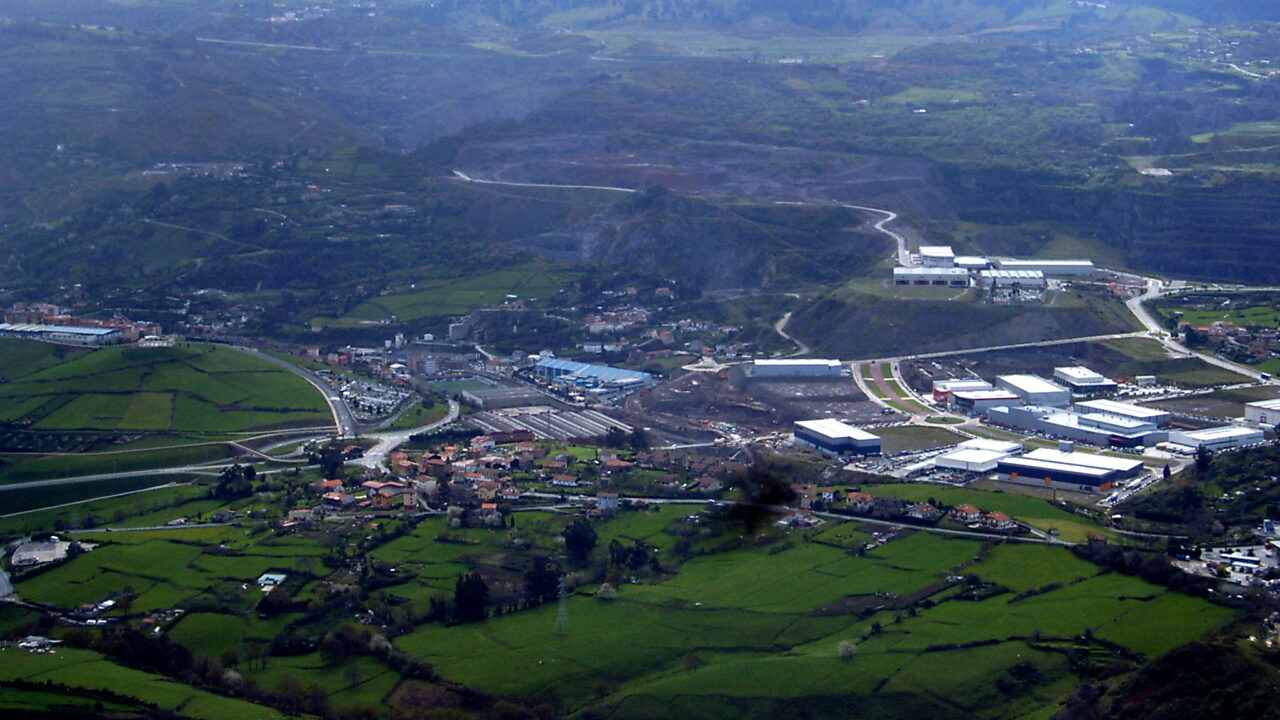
876 425 963 454
0 342 331 449
1145 384 1280 419
393 531 1228 717
867 484 1114 542
0 647 282 720
321 264 579 325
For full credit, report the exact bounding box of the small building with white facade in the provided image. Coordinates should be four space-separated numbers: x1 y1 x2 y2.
752 359 846 378
1168 426 1265 452
952 389 1021 415
1054 366 1118 394
978 270 1047 289
932 378 993 404
996 375 1071 407
793 419 881 456
1074 399 1172 427
993 259 1096 277
1245 398 1280 425
918 246 956 267
934 448 1008 474
893 267 970 287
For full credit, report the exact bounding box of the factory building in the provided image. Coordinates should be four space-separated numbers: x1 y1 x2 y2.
793 419 881 456
1053 366 1118 394
1074 399 1172 427
752 359 846 378
955 256 990 270
0 323 122 346
918 246 955 267
461 386 548 410
1022 447 1144 481
956 438 1024 455
932 378 993 404
978 270 1047 289
996 375 1071 407
992 259 1096 277
996 456 1117 493
986 405 1166 447
934 448 1008 474
893 267 970 287
952 389 1021 415
1245 398 1280 425
532 358 654 393
1168 426 1266 452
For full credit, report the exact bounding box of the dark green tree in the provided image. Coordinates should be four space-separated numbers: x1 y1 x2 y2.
562 518 598 564
453 572 489 624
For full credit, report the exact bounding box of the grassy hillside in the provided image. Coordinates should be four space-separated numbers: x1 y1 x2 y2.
0 341 331 436
788 282 1141 358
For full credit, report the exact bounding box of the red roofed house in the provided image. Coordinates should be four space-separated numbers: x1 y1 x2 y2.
949 504 982 524
982 512 1017 531
907 503 939 521
845 492 875 512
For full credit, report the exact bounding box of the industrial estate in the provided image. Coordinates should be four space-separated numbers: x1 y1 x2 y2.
8 2 1280 719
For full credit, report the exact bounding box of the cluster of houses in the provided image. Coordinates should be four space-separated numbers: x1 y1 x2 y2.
306 431 673 521
840 491 1018 532
1182 318 1280 361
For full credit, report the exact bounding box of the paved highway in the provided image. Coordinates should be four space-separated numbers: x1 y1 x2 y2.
349 400 461 471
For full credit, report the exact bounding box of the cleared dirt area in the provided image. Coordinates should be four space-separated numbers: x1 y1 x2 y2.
1143 385 1280 420
637 369 883 432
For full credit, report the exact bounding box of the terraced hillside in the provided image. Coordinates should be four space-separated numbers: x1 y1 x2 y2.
0 341 331 437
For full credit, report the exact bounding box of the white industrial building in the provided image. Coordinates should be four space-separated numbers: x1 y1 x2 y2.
932 378 993 404
955 256 990 270
919 245 956 267
1245 398 1280 425
952 389 1021 415
793 419 881 456
0 323 122 346
996 375 1071 407
934 448 1008 474
986 405 1167 448
978 269 1046 289
993 259 1096 277
893 267 970 287
1074 399 1172 427
752 359 846 378
1054 366 1118 394
1168 426 1265 452
956 438 1023 454
1022 447 1144 480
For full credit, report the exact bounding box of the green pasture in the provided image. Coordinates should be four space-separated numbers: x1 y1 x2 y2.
0 343 330 436
0 647 281 720
865 484 1113 542
395 532 1227 716
875 425 962 454
14 527 328 614
336 264 578 324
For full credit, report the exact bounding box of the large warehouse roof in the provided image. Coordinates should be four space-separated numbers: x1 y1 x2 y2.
1054 366 1110 384
534 357 652 383
1247 398 1280 412
754 359 843 369
1074 399 1169 421
0 323 119 336
999 456 1113 480
957 438 1023 454
1022 448 1144 474
794 419 879 442
998 374 1067 395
